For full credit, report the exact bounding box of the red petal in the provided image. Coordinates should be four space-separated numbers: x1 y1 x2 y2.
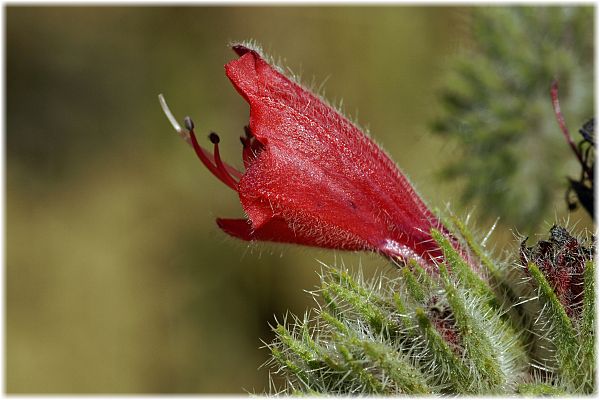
241 130 264 170
216 218 254 241
223 46 458 265
216 217 368 251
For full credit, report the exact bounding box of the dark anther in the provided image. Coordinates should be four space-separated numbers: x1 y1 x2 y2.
184 116 195 131
209 132 220 144
243 125 253 138
240 136 248 147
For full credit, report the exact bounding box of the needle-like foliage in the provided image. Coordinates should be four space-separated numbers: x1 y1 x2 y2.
266 220 595 395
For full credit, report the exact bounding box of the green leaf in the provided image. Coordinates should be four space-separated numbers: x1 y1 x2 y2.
414 307 471 393
401 265 427 303
438 263 505 390
323 274 399 337
527 262 581 390
336 340 385 393
580 260 595 393
361 341 430 394
392 293 413 331
448 212 499 277
517 382 566 395
431 229 497 308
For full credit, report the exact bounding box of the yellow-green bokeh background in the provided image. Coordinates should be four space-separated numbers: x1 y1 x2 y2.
6 6 591 394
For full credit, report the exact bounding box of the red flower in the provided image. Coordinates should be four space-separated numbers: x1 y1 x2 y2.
160 44 461 269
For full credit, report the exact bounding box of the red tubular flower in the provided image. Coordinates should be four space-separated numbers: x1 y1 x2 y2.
160 44 464 269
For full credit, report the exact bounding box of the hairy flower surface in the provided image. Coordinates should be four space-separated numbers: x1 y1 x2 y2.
161 44 462 268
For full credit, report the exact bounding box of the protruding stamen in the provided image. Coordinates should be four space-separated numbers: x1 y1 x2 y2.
158 94 183 133
187 126 224 180
158 94 191 145
210 132 239 190
159 93 242 185
184 116 195 132
209 132 220 144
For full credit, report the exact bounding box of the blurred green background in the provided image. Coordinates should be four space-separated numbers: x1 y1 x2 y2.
6 6 593 394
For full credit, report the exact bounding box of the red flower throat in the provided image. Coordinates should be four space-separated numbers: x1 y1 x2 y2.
160 44 465 269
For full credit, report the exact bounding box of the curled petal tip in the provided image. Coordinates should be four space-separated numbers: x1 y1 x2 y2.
216 218 253 241
232 44 252 57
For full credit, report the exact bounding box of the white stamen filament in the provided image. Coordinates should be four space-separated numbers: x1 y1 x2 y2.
158 94 192 145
